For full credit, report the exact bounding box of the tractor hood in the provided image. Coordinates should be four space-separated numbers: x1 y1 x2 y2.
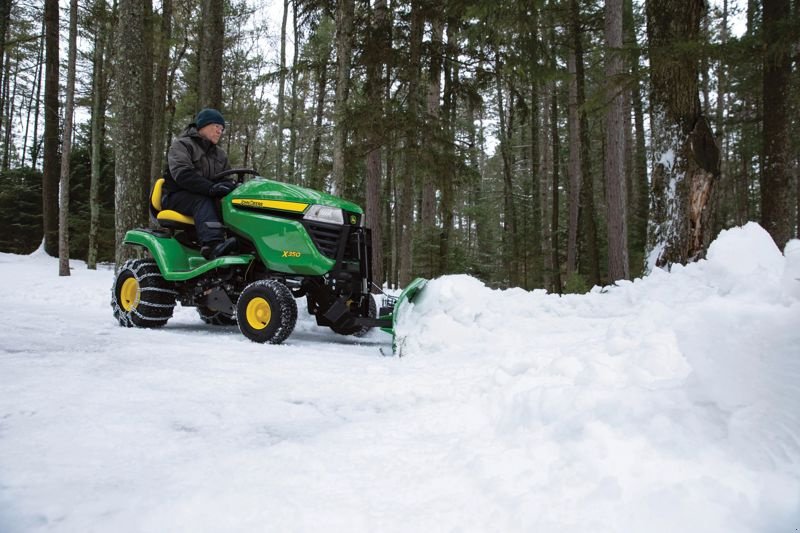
229 177 363 215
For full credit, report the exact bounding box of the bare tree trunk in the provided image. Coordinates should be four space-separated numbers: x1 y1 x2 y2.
30 17 44 169
760 0 792 249
439 20 457 275
58 0 78 276
604 0 629 281
332 0 354 196
198 0 223 108
309 49 328 191
624 0 649 274
646 0 720 269
398 1 423 287
550 78 562 294
2 55 18 171
496 52 519 286
276 0 289 179
287 0 300 183
149 0 172 185
0 0 9 154
364 0 388 290
0 0 10 105
88 0 112 270
419 15 443 278
566 50 580 277
114 0 154 266
42 0 60 256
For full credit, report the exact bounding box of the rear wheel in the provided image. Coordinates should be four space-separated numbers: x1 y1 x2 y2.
197 306 237 326
236 280 297 344
330 295 377 337
111 259 176 328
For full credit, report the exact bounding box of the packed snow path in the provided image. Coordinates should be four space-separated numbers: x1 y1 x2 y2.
1 223 798 532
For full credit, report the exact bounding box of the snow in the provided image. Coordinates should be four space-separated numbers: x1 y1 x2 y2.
1 222 799 532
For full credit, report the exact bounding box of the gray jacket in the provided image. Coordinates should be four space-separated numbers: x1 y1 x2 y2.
165 125 231 195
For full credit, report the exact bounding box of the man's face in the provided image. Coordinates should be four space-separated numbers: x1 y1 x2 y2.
198 123 224 145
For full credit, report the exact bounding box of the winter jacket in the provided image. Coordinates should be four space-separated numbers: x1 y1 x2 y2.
164 125 231 195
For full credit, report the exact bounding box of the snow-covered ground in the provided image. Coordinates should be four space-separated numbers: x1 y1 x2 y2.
0 222 798 533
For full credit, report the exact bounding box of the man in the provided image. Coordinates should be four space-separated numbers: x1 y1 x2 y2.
163 108 238 259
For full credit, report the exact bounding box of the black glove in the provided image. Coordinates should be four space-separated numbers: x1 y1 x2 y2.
209 180 237 198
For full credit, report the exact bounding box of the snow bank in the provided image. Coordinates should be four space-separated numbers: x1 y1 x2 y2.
395 222 800 531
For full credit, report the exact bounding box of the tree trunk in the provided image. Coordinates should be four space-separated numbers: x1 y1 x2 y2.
332 0 354 196
149 0 172 185
364 0 388 290
0 0 10 106
287 0 300 183
58 0 78 276
624 0 649 274
439 20 457 275
276 0 289 179
419 15 443 278
114 0 154 266
760 0 792 249
30 17 44 169
198 0 223 108
398 1 423 287
496 52 519 286
42 0 59 256
309 44 329 191
550 77 562 294
566 50 580 277
646 0 720 269
0 0 10 155
604 0 629 281
88 0 112 270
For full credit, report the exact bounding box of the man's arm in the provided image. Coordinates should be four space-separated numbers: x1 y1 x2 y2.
167 139 214 195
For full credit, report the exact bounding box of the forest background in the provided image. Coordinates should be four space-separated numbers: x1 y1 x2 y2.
0 0 797 292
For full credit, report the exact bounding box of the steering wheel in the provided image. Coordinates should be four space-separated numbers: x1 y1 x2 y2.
213 168 260 184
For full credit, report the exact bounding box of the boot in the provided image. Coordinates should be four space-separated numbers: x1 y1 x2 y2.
201 237 239 260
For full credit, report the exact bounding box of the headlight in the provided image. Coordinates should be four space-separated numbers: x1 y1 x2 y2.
303 205 344 225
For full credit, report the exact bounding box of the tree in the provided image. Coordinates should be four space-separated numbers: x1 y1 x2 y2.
760 0 793 249
150 0 172 183
42 0 59 256
88 0 114 270
604 0 629 281
275 0 289 179
199 0 223 109
59 0 78 276
364 0 389 290
113 0 153 265
646 0 719 269
332 0 354 196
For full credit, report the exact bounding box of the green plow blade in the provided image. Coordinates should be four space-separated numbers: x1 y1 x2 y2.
379 277 428 355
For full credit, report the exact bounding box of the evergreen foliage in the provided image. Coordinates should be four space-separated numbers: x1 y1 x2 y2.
0 0 796 282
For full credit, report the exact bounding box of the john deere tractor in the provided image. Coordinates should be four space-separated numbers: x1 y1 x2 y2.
110 169 424 346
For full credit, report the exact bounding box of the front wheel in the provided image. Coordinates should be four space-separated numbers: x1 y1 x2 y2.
111 259 177 328
236 280 297 344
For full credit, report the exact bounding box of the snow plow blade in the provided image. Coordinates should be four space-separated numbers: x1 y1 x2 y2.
379 277 428 355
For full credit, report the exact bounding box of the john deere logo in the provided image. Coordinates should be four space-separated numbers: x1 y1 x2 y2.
350 215 357 225
282 250 301 258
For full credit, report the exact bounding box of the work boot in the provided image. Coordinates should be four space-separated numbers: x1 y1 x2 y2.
201 237 239 260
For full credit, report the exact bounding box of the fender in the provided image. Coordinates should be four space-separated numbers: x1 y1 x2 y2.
124 229 254 282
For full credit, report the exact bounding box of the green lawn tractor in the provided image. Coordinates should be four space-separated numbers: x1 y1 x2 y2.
111 169 426 347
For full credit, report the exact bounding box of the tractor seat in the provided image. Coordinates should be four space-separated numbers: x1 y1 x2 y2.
150 178 195 229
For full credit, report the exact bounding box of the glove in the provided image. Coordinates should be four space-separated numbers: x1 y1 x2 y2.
209 180 237 198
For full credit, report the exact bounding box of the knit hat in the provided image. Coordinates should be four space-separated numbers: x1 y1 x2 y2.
195 108 225 130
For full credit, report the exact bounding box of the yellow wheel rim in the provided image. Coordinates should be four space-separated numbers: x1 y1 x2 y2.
246 297 272 330
120 277 140 311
